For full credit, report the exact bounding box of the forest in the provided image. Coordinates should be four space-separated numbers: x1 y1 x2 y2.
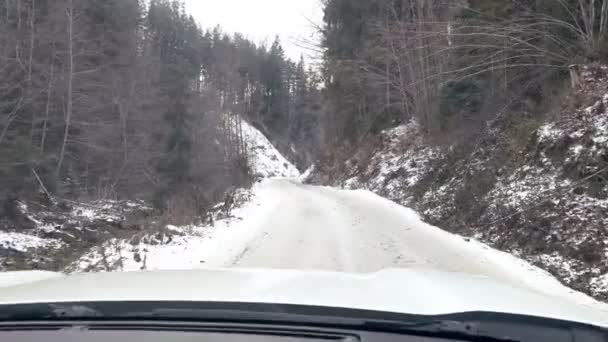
2 0 608 218
320 0 608 150
0 0 322 216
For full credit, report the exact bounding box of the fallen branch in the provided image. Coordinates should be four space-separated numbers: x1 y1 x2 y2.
31 168 57 206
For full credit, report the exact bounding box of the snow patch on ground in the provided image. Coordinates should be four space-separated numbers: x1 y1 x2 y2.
538 123 563 142
17 200 150 233
368 147 440 198
341 121 441 203
68 200 150 223
479 116 608 298
1 199 154 271
0 232 63 252
534 253 590 284
421 181 457 220
592 274 608 294
240 120 300 178
70 182 281 272
485 167 560 211
299 165 315 182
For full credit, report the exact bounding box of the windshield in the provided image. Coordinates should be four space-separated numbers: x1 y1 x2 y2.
0 0 607 332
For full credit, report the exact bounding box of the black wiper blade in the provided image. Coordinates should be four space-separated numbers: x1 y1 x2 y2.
362 319 520 342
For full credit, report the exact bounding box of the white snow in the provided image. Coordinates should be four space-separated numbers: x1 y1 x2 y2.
591 274 608 294
538 123 563 142
72 182 281 272
16 202 42 226
341 120 441 203
71 179 606 313
240 119 300 178
535 253 586 284
374 147 439 190
0 271 63 288
1 198 153 271
593 113 608 144
570 144 584 160
69 200 151 222
485 167 560 210
0 232 62 252
384 120 421 141
422 181 456 219
298 164 315 182
70 206 120 222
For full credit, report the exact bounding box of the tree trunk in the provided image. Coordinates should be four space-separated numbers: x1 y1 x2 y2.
28 0 36 142
40 44 55 154
600 0 608 38
569 64 582 89
56 0 74 177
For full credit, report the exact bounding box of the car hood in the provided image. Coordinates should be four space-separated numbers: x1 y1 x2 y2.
0 268 607 327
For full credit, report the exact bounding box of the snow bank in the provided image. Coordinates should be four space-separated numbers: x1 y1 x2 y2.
71 182 281 272
0 271 63 288
67 200 150 223
0 232 62 252
240 120 300 178
342 120 441 203
299 165 315 182
592 274 608 294
1 199 153 271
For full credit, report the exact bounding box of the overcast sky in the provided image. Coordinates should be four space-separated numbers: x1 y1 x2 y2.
183 0 323 62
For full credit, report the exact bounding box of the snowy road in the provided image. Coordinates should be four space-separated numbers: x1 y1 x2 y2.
230 179 504 273
72 177 607 309
191 179 600 307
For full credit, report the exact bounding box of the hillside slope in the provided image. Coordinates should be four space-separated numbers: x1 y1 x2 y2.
313 65 608 301
1 120 299 272
241 120 300 178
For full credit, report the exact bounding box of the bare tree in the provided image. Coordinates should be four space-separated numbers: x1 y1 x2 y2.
55 0 75 177
40 44 55 154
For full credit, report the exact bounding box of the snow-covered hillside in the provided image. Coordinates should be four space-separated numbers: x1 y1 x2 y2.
70 120 301 272
241 119 300 179
1 119 299 272
340 121 440 202
0 200 153 271
313 64 608 302
68 120 300 272
70 187 270 272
